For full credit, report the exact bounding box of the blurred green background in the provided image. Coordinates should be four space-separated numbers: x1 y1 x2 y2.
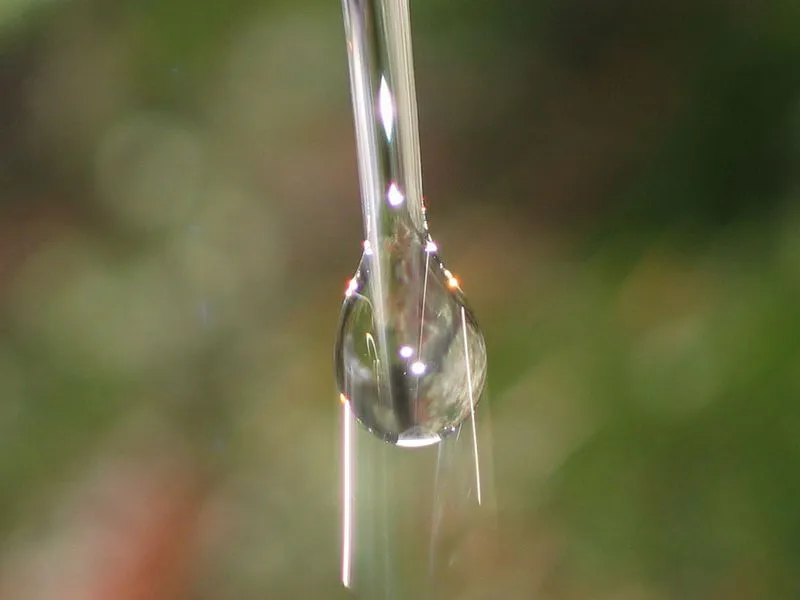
2 0 800 598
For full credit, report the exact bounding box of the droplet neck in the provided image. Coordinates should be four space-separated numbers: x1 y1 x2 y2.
342 0 427 241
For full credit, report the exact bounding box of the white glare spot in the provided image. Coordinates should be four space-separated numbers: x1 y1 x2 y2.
397 435 440 448
399 346 414 359
410 361 427 376
379 77 395 141
387 183 404 207
363 240 373 256
425 240 438 253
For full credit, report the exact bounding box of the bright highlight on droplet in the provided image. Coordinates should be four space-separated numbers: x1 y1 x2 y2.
410 361 427 376
363 240 374 255
387 183 404 207
378 77 395 141
396 435 441 448
425 240 438 253
340 393 349 405
399 345 414 358
441 268 460 289
345 278 358 297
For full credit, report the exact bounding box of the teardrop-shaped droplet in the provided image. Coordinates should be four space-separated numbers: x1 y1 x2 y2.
335 232 487 447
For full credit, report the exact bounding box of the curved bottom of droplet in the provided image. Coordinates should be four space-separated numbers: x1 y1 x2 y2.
395 424 460 449
349 407 462 449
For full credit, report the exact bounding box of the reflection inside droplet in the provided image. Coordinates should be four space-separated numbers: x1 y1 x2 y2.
334 235 487 447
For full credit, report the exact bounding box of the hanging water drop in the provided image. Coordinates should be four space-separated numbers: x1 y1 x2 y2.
334 0 487 449
335 0 495 597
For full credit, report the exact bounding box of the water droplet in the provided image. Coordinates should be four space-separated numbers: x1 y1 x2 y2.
335 233 487 447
